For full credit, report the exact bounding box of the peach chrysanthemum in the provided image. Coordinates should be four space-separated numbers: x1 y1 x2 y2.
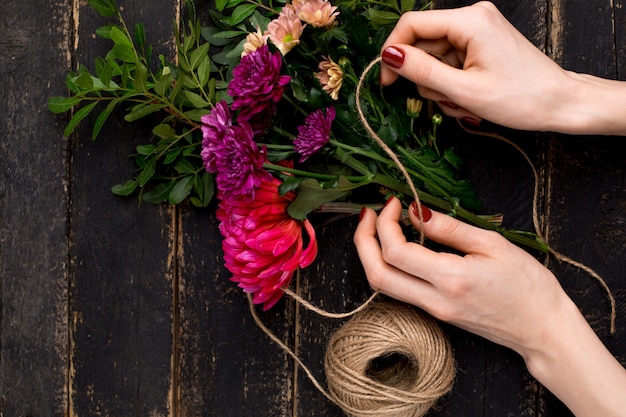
296 0 339 28
241 25 269 57
266 6 305 55
315 56 343 100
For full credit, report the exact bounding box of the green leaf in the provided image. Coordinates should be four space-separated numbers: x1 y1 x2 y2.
110 25 133 48
287 177 366 220
197 56 212 89
183 108 210 122
95 24 115 39
134 23 146 50
169 175 194 204
201 26 234 47
142 182 175 204
211 30 247 39
134 60 148 92
88 0 117 17
92 98 120 140
191 172 214 207
153 123 177 140
163 148 182 164
154 69 174 96
175 158 196 175
137 158 156 186
189 42 211 70
124 102 168 122
111 179 139 196
226 4 256 26
184 90 211 108
136 144 157 155
216 0 228 11
47 96 82 114
110 44 135 62
63 101 99 137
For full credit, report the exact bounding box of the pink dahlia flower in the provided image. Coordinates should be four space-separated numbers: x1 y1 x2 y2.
266 6 306 55
293 106 335 162
228 44 291 122
217 177 318 310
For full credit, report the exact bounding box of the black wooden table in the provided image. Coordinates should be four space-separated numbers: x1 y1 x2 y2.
2 0 625 415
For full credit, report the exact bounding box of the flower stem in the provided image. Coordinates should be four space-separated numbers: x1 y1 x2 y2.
330 147 550 253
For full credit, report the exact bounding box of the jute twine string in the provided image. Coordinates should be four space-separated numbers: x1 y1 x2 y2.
324 301 456 417
248 294 456 416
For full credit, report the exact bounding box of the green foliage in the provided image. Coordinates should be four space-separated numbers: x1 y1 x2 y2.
48 0 225 207
49 0 480 213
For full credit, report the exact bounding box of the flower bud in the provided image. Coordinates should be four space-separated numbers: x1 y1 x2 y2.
431 113 443 126
406 98 423 118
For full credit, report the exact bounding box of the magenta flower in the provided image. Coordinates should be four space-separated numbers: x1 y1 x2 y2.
200 101 232 173
228 44 291 122
293 106 335 162
200 101 270 199
217 177 318 310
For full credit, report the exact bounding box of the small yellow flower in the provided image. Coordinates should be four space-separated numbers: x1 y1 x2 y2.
241 26 269 57
295 0 339 28
315 56 343 100
406 98 423 118
266 6 306 55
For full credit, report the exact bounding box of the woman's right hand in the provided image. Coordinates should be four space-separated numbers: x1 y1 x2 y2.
380 1 626 135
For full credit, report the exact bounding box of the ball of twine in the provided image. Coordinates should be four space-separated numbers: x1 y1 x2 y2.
324 300 456 417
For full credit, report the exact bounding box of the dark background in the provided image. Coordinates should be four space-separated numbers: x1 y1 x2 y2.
1 0 625 415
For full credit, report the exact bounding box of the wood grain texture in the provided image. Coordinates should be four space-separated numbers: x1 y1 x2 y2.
3 0 626 416
0 1 71 415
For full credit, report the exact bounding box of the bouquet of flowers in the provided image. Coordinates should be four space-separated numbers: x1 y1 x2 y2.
49 0 549 310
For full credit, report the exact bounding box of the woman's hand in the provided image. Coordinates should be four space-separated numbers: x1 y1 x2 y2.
380 1 626 135
353 197 569 356
354 198 626 416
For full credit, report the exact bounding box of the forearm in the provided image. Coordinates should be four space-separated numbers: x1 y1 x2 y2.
522 298 626 416
549 71 626 136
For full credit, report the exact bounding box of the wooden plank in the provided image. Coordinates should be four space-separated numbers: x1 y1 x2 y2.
0 1 71 415
543 0 626 415
175 208 295 416
68 1 178 415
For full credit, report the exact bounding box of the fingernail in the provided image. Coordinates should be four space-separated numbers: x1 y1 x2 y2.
461 116 481 127
410 201 432 222
359 206 367 222
384 196 395 207
382 46 405 69
439 100 459 110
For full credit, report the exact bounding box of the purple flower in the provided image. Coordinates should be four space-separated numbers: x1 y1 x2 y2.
201 101 232 173
200 100 270 200
294 106 335 162
228 44 291 122
214 121 271 200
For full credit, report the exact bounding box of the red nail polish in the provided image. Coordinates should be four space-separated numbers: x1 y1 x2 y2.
410 201 432 222
359 206 367 222
439 100 459 110
381 46 405 69
461 116 481 127
384 196 395 207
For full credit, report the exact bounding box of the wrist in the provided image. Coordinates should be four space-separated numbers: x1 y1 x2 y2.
548 71 626 135
521 298 626 416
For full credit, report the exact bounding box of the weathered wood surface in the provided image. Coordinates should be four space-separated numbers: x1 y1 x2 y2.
1 0 624 416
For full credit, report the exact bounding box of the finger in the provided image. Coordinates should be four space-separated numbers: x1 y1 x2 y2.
353 206 444 307
409 204 506 256
381 44 473 98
